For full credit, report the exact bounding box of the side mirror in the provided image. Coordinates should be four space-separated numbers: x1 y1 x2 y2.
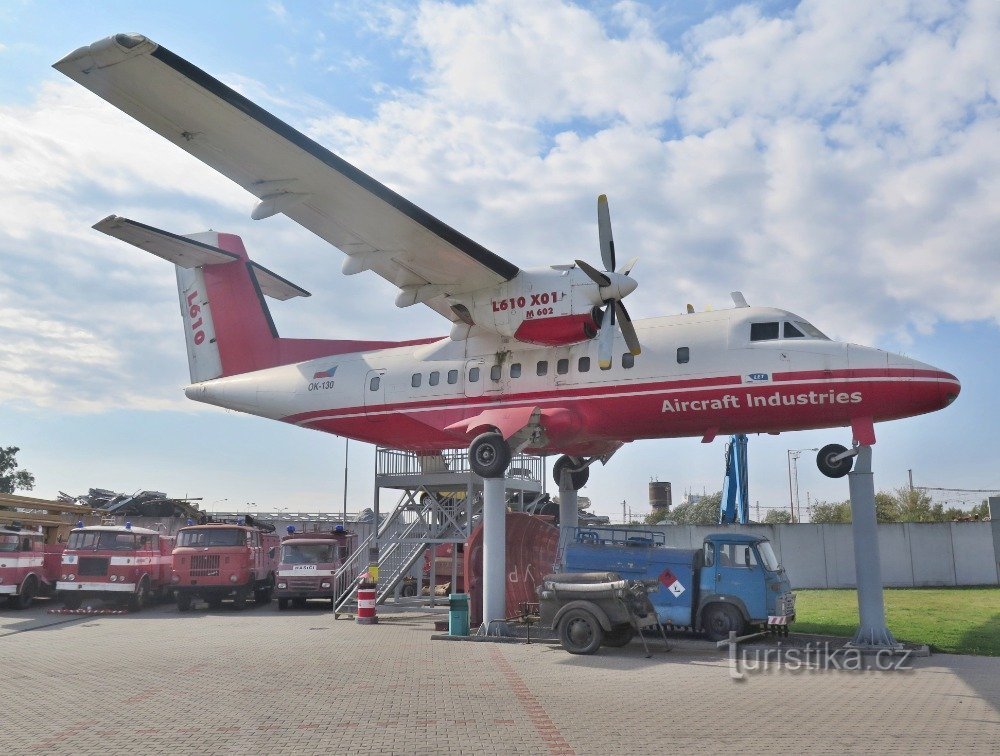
744 548 752 567
268 547 276 559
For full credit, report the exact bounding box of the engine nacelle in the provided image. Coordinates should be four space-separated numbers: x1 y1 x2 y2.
454 267 607 347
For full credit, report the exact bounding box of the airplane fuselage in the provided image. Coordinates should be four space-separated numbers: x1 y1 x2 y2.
185 306 959 457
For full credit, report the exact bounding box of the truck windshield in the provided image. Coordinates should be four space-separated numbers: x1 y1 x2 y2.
67 531 138 550
757 541 781 572
177 528 244 547
0 535 20 552
282 543 335 564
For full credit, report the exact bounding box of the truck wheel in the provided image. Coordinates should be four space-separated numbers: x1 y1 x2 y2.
558 608 604 655
207 597 223 610
553 456 589 491
14 575 37 610
255 576 274 604
176 593 193 612
817 444 852 478
63 593 83 610
277 598 289 611
469 431 511 478
702 603 746 642
602 624 635 648
127 577 150 612
292 597 308 609
233 585 250 610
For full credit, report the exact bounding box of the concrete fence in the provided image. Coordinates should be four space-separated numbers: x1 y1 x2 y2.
641 521 999 589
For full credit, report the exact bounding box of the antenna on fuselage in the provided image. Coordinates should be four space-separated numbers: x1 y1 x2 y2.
731 291 749 308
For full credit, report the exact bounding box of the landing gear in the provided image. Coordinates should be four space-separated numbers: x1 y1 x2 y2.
553 455 589 490
469 431 511 478
817 443 854 478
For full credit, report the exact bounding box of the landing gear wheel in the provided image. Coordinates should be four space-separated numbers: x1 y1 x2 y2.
702 603 745 642
176 593 193 612
127 577 150 612
277 598 290 611
14 576 36 609
817 443 853 479
553 456 589 490
602 624 635 648
558 608 604 655
63 593 83 610
469 431 511 478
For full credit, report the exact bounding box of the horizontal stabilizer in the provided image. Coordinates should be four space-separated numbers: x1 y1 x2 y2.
250 262 310 300
94 215 238 267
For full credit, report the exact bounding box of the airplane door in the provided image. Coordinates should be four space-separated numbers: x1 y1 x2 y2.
464 359 484 398
364 369 386 420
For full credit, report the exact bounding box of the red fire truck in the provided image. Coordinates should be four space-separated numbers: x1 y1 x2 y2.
0 527 64 608
275 526 358 609
56 524 174 610
171 522 280 611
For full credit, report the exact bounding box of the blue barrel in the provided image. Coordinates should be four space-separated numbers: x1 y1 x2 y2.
448 592 470 636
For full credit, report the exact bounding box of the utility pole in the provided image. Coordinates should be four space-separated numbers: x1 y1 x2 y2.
342 438 349 526
908 468 914 494
622 500 627 525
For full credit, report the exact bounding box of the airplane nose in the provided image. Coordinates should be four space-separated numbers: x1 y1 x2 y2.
887 352 960 410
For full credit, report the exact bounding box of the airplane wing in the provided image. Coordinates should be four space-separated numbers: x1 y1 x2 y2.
55 34 519 322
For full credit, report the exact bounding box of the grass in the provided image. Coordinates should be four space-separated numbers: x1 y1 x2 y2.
793 587 1000 656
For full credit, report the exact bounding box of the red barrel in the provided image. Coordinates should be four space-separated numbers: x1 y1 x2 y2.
356 584 378 625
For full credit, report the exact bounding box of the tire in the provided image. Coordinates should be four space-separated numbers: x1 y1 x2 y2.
469 431 511 478
602 624 635 648
553 456 589 491
817 443 853 479
558 608 604 655
401 582 417 598
207 597 223 610
232 585 250 610
176 592 193 612
702 603 746 642
127 577 150 612
63 593 83 610
292 597 308 609
14 575 37 610
255 576 274 604
277 597 289 611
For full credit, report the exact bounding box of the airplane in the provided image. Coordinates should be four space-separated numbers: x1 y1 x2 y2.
55 34 961 487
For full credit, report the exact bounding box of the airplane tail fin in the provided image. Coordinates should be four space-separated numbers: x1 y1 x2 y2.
94 216 309 382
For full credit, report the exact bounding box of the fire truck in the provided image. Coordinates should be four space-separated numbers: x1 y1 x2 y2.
275 526 357 609
0 527 64 608
171 521 280 611
56 524 174 610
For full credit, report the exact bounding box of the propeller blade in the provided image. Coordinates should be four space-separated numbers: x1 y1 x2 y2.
575 258 611 287
597 194 615 271
617 256 638 276
615 301 641 356
598 301 615 369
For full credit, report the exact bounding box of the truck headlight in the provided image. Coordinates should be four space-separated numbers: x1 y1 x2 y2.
171 574 180 584
320 581 331 589
277 582 287 589
110 575 118 582
69 574 76 581
229 574 238 583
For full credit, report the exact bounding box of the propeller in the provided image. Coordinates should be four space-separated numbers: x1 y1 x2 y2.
575 194 640 369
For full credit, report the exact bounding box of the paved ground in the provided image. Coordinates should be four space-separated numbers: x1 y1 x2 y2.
1 599 997 754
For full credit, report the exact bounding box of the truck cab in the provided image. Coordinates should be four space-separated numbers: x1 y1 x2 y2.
0 528 63 609
275 526 357 609
171 522 279 611
57 524 172 611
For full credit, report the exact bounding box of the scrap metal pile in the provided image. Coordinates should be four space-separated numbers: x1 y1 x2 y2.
58 488 202 518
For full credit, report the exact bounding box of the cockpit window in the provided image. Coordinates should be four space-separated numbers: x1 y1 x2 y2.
794 321 829 339
783 322 805 338
750 322 780 341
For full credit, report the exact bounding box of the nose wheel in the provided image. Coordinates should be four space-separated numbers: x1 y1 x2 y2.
816 443 855 478
469 431 511 478
553 455 590 491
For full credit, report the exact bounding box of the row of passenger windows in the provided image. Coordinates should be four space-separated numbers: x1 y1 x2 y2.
368 347 692 391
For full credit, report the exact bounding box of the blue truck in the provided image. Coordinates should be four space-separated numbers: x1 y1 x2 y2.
561 527 795 642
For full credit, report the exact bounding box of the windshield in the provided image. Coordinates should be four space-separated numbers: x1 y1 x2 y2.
177 528 244 547
282 543 335 564
757 541 781 572
794 321 829 339
67 531 138 551
0 535 20 552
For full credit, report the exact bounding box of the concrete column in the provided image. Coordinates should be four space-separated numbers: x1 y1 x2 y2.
558 470 579 529
481 476 507 631
847 445 900 648
989 497 1000 583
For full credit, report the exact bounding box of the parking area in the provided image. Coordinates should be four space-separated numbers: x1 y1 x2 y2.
1 600 998 755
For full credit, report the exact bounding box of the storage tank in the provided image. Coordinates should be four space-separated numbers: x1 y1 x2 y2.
649 481 672 512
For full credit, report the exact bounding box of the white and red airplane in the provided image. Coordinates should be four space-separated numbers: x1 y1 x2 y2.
55 34 960 485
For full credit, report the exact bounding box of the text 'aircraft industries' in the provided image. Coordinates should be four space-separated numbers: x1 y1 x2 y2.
56 34 960 486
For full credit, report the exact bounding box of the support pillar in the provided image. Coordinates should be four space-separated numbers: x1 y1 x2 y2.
846 445 900 649
558 470 579 529
481 476 507 632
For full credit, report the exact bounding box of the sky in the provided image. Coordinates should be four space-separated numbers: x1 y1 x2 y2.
0 0 997 522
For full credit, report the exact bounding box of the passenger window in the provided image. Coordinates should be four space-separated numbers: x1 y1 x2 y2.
447 369 458 385
677 347 689 364
750 322 780 341
783 322 804 338
622 353 634 369
557 358 569 375
468 367 480 382
428 371 440 386
510 363 521 378
369 376 380 391
490 364 501 381
536 361 548 376
411 373 421 388
578 356 590 372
